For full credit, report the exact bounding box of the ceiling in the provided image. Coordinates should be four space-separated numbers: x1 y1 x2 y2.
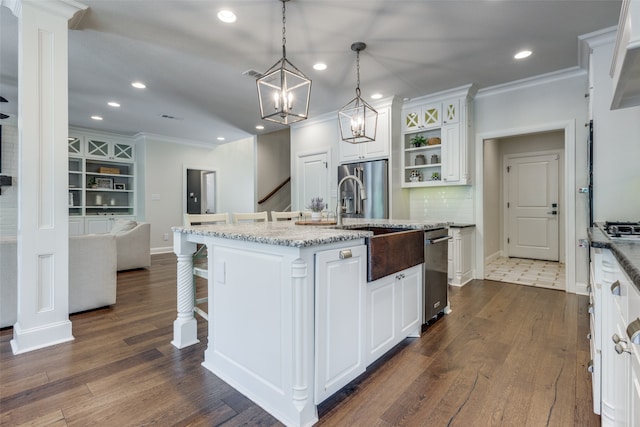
0 0 622 145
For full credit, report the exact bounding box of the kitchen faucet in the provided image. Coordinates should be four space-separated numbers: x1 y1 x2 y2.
336 174 367 226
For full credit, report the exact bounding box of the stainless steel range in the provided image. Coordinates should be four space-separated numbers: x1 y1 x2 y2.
603 221 640 240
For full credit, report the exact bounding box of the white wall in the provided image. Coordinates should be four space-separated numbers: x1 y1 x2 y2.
0 124 18 237
256 128 290 205
483 139 500 260
139 135 256 253
590 40 640 221
474 69 589 292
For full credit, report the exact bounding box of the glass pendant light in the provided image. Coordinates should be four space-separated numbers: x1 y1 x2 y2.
338 42 377 144
257 0 311 125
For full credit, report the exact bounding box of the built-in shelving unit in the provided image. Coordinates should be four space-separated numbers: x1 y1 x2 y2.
68 130 136 235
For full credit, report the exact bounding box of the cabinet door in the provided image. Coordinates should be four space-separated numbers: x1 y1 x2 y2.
69 218 85 236
422 104 442 129
441 124 460 183
366 276 397 365
86 217 112 234
315 245 366 403
363 107 390 159
443 99 460 125
68 136 83 156
339 138 363 163
86 139 110 159
398 265 422 337
402 106 422 133
630 351 640 427
113 142 134 161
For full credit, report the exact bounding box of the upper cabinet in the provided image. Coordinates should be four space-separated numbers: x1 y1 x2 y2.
611 0 640 110
401 85 476 187
85 137 135 162
339 106 390 163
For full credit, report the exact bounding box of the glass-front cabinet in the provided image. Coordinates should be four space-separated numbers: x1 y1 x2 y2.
67 129 136 234
401 85 476 187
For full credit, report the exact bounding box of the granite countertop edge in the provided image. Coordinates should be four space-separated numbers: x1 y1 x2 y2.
172 219 450 248
588 226 640 291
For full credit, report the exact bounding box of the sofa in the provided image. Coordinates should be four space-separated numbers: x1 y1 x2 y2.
111 221 151 271
1 233 117 328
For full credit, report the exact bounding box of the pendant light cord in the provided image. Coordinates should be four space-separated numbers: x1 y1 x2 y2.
281 0 287 58
355 49 361 97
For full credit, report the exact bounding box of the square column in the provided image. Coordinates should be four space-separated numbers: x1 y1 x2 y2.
9 0 88 354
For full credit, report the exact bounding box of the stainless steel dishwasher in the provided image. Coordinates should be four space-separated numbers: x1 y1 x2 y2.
424 228 451 323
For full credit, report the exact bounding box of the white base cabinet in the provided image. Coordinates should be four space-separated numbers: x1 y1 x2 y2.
315 244 367 404
448 226 474 286
366 265 422 365
590 246 640 426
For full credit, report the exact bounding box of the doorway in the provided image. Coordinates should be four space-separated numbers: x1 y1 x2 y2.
480 130 567 291
295 151 329 211
186 168 217 215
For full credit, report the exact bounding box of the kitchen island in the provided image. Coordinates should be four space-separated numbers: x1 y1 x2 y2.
171 220 446 427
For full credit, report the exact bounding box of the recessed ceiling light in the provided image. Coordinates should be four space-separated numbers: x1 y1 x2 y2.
313 63 327 71
217 10 236 23
371 93 383 100
131 81 146 89
514 50 532 59
217 137 225 141
91 115 103 121
256 125 265 130
107 101 120 107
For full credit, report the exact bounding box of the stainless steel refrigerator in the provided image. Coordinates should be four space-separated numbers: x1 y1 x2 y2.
338 159 389 219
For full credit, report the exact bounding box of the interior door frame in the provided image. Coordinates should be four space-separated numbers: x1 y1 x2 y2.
475 120 577 293
182 165 219 219
502 149 563 262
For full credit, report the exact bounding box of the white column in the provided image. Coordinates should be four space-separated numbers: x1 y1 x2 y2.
171 231 199 349
9 0 88 354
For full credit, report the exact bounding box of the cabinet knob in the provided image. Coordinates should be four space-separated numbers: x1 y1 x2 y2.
587 360 594 373
612 333 627 344
615 343 630 355
588 303 594 315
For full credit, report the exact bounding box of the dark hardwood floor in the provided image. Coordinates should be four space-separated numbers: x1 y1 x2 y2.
1 253 599 426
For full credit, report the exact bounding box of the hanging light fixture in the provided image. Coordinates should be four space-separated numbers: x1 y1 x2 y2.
257 0 311 125
339 42 377 144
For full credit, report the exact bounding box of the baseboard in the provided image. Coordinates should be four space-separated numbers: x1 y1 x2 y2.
151 246 173 255
574 281 589 296
10 320 74 354
485 250 502 265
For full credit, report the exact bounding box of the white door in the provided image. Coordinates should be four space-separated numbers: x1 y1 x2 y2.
202 171 216 213
297 152 328 211
506 154 559 261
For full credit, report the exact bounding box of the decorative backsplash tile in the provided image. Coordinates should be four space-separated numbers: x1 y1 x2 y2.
409 186 474 223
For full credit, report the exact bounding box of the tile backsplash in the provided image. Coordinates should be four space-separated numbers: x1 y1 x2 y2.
409 186 474 223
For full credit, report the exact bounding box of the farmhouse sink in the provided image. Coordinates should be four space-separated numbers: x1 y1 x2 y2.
345 226 424 282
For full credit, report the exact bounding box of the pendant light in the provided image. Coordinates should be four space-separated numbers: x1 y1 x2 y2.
257 0 311 125
338 42 377 144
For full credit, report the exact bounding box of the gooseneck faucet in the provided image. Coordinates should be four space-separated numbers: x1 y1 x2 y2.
336 174 367 226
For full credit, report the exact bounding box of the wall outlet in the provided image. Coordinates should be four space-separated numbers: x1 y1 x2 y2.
163 233 169 241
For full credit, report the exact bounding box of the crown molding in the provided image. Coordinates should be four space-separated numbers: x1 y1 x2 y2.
476 67 586 99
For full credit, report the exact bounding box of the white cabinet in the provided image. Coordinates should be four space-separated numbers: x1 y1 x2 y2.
315 244 366 404
591 246 640 426
401 85 475 187
448 226 474 286
366 265 422 365
339 106 390 163
610 0 640 110
402 103 441 132
86 215 136 234
85 137 135 161
67 129 137 233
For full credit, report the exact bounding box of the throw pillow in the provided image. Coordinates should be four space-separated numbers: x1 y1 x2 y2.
110 219 137 235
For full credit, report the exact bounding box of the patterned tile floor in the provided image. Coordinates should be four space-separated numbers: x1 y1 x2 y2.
485 256 566 290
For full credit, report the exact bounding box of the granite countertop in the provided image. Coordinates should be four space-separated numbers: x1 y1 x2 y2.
588 225 640 291
172 218 449 248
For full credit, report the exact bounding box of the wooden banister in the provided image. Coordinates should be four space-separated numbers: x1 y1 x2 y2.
258 176 291 205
